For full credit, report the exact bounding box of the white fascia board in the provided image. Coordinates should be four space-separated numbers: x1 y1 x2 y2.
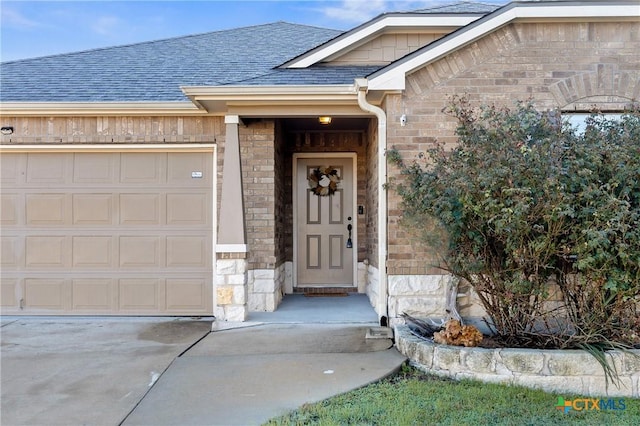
182 84 361 114
182 84 358 104
368 3 640 91
284 15 481 69
182 84 356 97
0 101 204 116
0 143 216 153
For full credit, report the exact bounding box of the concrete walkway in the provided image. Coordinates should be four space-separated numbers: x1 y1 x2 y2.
1 294 406 426
123 323 405 425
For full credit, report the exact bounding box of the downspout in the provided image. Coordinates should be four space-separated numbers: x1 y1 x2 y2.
355 78 388 326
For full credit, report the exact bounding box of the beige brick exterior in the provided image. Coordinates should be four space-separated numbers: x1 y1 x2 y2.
364 118 379 269
3 16 637 322
0 116 221 144
385 21 640 277
238 121 277 270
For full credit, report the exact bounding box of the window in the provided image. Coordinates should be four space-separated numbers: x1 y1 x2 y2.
564 113 623 134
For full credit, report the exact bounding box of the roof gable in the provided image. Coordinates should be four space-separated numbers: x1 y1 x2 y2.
367 0 640 91
280 4 497 69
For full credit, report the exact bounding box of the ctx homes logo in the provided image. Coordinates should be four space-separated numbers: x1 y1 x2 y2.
555 397 626 413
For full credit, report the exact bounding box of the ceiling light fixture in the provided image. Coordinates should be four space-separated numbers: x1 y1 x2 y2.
318 116 332 125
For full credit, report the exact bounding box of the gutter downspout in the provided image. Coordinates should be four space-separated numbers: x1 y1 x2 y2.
355 78 388 326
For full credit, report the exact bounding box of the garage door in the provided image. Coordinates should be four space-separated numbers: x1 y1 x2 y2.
1 149 214 315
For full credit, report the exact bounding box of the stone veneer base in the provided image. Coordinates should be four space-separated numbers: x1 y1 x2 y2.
395 325 640 398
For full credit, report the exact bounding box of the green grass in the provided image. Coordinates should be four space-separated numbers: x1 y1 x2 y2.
265 365 639 426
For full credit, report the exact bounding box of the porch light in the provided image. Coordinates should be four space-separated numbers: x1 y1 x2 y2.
318 116 332 125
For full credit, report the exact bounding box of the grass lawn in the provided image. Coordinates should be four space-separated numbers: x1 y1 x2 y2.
265 365 639 425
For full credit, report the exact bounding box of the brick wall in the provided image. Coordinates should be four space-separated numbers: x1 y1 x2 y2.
274 121 288 267
235 122 374 292
0 116 221 144
365 118 379 268
385 21 640 275
238 120 277 270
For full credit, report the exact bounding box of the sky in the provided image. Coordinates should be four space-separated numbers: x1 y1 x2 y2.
1 0 510 62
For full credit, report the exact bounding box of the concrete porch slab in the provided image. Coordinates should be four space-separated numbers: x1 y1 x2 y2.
247 293 379 324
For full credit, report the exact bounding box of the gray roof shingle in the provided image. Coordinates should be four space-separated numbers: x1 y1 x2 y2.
233 66 383 85
0 22 343 102
413 1 501 14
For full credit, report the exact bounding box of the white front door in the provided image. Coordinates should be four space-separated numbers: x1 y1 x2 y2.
294 155 356 287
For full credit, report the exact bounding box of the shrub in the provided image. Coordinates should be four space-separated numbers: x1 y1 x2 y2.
388 97 640 349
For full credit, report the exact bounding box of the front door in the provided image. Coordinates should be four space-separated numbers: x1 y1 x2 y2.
294 155 355 288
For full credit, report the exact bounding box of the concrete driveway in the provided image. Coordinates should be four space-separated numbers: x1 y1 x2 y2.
1 297 405 426
1 317 211 426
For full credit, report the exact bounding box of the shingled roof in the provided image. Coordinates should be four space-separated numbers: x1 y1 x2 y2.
235 65 383 85
0 3 507 103
0 22 344 102
413 1 502 14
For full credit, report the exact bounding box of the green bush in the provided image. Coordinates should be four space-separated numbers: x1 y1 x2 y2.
389 97 640 349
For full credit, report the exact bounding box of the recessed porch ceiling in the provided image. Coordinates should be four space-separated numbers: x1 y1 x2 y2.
280 117 370 133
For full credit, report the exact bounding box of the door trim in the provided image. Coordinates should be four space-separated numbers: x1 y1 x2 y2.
292 152 357 290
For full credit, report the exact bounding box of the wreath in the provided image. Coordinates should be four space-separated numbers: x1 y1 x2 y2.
308 166 341 196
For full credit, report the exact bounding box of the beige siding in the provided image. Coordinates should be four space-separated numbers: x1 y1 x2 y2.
330 32 446 65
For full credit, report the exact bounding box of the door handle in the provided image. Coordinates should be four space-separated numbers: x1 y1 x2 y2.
346 223 353 248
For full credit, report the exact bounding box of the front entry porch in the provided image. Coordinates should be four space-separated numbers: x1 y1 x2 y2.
215 115 384 323
247 293 378 324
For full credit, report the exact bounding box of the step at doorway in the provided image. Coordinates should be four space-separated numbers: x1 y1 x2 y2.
294 287 358 298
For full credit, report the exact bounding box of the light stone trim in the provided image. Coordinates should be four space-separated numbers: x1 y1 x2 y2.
247 263 287 312
365 263 380 316
357 261 367 293
396 325 640 397
215 258 248 321
388 274 453 325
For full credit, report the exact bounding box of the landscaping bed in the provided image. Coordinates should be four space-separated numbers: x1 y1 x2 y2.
396 324 640 398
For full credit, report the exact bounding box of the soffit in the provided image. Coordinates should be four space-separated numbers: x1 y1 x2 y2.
181 85 374 117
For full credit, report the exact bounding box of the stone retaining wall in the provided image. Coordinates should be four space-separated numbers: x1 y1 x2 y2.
395 325 640 397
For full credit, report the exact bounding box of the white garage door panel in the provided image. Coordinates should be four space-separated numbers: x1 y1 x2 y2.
0 151 213 315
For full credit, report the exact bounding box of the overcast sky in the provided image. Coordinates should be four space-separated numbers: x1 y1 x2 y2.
1 0 510 62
